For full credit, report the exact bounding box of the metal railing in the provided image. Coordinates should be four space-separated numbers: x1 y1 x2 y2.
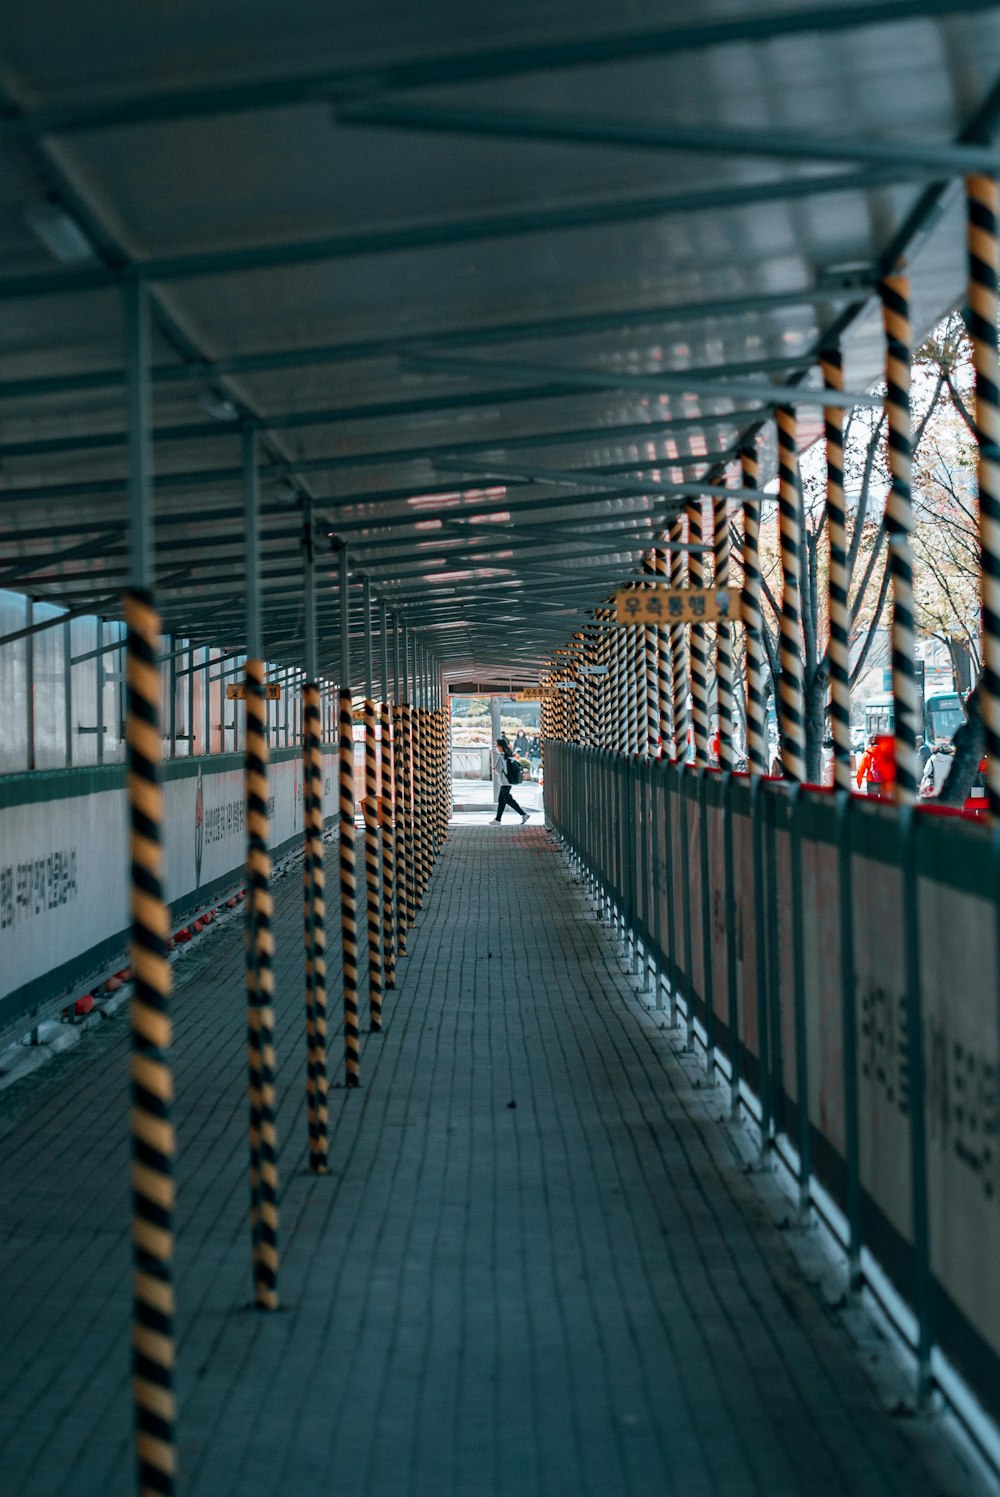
545 741 1000 1440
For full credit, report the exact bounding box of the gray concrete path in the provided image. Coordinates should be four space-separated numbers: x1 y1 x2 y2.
0 817 995 1496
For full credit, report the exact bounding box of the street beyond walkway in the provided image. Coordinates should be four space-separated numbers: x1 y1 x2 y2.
0 818 994 1496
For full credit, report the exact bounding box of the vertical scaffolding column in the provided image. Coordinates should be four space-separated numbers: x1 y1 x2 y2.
242 425 280 1309
642 553 660 756
776 407 806 783
968 175 1000 819
380 601 397 989
687 497 710 766
626 604 640 754
413 701 427 906
402 636 418 930
880 277 920 803
713 480 734 769
393 617 409 956
669 516 689 761
740 444 769 776
822 350 852 791
362 578 383 1032
617 608 630 752
652 546 671 756
301 507 328 1173
123 273 177 1497
338 549 360 1086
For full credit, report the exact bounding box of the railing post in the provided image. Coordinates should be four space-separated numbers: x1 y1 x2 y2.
750 775 772 1163
698 768 715 1078
664 759 678 1027
723 772 740 1119
836 789 862 1288
788 784 811 1220
900 806 932 1405
680 768 695 1051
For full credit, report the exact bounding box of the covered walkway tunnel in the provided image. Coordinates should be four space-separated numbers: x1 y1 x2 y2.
3 3 1000 1493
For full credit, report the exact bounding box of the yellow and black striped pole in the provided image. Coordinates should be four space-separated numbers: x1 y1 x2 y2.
380 698 397 985
302 681 328 1173
363 697 384 1031
687 497 710 766
776 407 806 783
401 703 418 927
740 445 768 775
393 703 410 953
126 588 177 1497
669 514 689 761
642 552 660 756
244 656 280 1308
411 707 425 905
880 277 920 804
821 351 852 790
713 480 734 769
968 175 1000 820
652 546 671 755
338 689 361 1085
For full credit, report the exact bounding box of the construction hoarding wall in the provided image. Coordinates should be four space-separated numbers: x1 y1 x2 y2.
0 747 336 1033
544 745 1000 1432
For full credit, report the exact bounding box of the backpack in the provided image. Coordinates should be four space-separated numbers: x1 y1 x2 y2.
505 753 523 785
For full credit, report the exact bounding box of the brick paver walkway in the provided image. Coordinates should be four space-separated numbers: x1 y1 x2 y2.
0 817 995 1496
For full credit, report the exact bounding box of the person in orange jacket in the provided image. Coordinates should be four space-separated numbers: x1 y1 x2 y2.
856 734 881 794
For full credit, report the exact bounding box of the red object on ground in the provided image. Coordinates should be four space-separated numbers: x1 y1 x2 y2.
104 977 121 993
74 994 95 1017
192 919 205 933
226 897 237 910
175 927 192 944
115 968 130 981
202 910 215 924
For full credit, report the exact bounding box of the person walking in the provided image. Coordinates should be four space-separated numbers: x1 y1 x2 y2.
919 738 954 798
493 736 530 824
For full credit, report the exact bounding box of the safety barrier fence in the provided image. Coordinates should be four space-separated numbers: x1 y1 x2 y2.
0 746 337 1043
545 741 1000 1433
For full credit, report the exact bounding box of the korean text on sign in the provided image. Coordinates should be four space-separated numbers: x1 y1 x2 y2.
613 587 743 626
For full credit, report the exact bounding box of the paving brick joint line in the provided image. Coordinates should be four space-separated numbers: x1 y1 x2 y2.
0 821 995 1497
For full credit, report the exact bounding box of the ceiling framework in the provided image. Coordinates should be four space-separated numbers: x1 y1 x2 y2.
0 3 998 689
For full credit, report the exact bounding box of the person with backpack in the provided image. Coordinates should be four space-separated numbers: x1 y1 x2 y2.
493 736 530 824
919 738 954 799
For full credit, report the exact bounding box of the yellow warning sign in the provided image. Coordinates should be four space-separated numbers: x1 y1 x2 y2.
614 587 742 626
226 682 282 700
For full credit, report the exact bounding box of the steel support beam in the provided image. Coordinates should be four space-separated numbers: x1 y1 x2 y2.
407 351 877 408
340 99 1000 175
0 2 990 139
0 167 954 301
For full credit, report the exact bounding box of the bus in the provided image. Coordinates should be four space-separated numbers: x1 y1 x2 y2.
863 690 965 743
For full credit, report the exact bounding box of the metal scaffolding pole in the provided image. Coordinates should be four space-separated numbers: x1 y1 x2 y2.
301 503 328 1173
242 422 280 1309
740 444 769 776
338 546 360 1085
776 406 806 783
880 276 920 804
123 272 178 1495
968 174 1000 821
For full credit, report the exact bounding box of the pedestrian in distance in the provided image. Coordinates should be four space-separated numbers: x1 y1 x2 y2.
919 738 954 798
856 734 883 796
493 736 530 825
